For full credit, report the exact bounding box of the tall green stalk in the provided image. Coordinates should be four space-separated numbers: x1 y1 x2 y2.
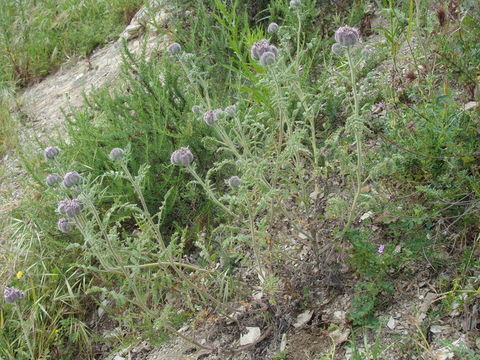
344 47 363 232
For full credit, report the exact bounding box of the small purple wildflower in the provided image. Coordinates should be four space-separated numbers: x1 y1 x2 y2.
4 287 25 303
377 245 385 254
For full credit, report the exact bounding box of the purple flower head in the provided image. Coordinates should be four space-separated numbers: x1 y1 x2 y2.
109 148 124 161
170 147 194 166
251 39 279 61
228 176 241 189
4 287 25 303
334 26 360 47
58 218 73 233
46 173 62 187
63 171 82 188
57 199 83 217
167 42 182 55
377 245 385 254
267 22 279 34
260 51 276 66
44 146 60 160
203 109 224 126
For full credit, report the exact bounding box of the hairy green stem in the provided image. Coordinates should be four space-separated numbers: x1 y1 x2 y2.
344 48 363 232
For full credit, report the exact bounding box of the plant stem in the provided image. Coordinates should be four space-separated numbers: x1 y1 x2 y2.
344 47 363 232
15 305 34 360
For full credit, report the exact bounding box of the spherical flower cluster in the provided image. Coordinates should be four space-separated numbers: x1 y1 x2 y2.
290 0 301 7
251 39 279 64
170 147 193 166
44 146 60 160
260 52 276 66
63 171 82 188
267 22 279 34
203 109 224 126
46 173 62 187
4 287 25 303
58 218 73 233
334 26 360 47
109 148 124 161
228 176 241 189
167 42 182 55
57 199 83 217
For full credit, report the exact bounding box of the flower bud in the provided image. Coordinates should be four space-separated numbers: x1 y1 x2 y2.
224 104 236 116
65 198 83 217
267 22 279 34
260 51 276 66
109 148 124 161
57 199 83 217
44 146 60 160
228 176 241 189
170 147 194 166
64 171 82 188
3 287 24 304
167 42 182 55
203 109 224 126
334 26 360 47
251 39 279 61
57 200 69 215
331 43 345 56
58 218 73 233
46 173 62 187
192 105 201 114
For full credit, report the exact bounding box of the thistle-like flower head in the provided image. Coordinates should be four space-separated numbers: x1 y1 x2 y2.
334 26 360 47
58 218 73 233
44 146 60 160
260 51 276 66
46 173 62 187
4 287 25 303
57 199 83 217
251 39 279 61
267 22 279 34
167 42 182 55
203 109 224 126
228 176 241 189
63 171 82 188
109 148 124 161
170 147 194 166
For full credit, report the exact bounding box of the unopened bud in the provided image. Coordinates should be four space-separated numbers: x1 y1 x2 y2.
44 146 60 160
46 173 62 187
109 148 124 161
267 22 279 34
228 176 241 189
63 171 82 188
167 42 182 55
58 218 73 233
